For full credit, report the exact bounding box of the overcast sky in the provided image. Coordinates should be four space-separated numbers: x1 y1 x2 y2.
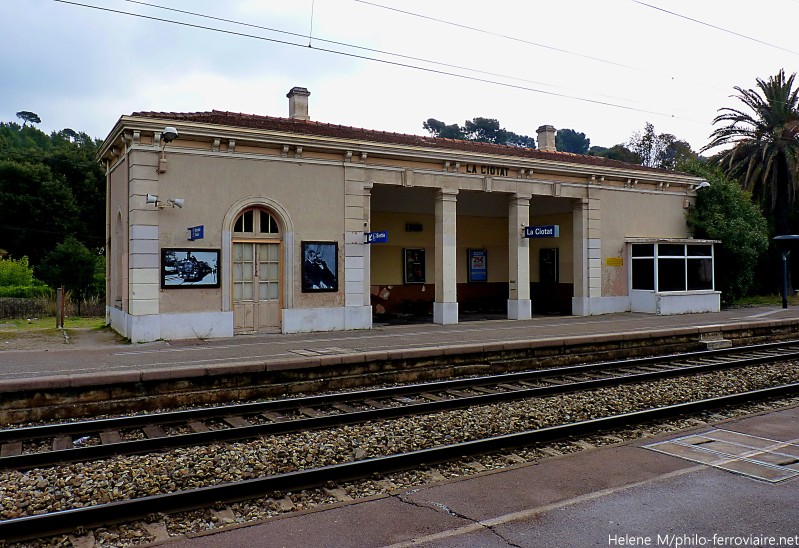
2 0 798 152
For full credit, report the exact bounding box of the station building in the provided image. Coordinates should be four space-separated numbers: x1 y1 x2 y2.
99 87 719 342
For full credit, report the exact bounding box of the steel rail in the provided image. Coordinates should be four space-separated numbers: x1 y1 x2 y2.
3 339 798 442
2 381 798 542
2 342 799 469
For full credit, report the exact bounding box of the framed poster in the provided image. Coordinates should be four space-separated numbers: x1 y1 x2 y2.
161 249 220 288
468 248 488 282
404 248 425 284
302 241 338 292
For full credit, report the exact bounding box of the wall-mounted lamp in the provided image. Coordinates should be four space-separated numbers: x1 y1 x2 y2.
157 126 179 174
163 127 178 143
146 194 185 209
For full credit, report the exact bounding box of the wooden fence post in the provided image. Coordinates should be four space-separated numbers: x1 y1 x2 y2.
56 287 64 328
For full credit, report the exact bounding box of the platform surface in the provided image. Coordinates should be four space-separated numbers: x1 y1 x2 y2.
1 306 798 383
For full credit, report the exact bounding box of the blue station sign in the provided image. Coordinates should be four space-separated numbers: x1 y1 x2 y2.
365 231 388 244
524 225 559 238
187 225 204 241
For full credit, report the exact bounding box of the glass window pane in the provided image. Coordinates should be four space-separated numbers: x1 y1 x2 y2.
233 263 243 281
266 262 279 280
243 210 253 233
260 211 269 234
631 258 654 290
631 244 654 257
259 282 269 300
234 216 243 232
233 283 242 300
268 283 279 300
687 245 712 257
632 259 655 291
688 258 713 290
267 244 279 261
658 258 686 291
659 244 685 257
233 245 243 261
270 216 279 234
243 282 253 300
242 245 253 260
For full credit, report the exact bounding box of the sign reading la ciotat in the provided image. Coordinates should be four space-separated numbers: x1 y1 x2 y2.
463 164 511 177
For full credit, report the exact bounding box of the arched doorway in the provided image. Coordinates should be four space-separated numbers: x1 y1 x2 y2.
232 207 282 333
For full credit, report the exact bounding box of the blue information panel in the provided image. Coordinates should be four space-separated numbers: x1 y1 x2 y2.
188 225 204 241
468 249 487 282
365 231 388 243
524 225 559 238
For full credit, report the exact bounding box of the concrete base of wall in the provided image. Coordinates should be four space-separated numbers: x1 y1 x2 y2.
283 306 372 333
507 299 532 320
433 302 459 324
631 291 721 314
108 307 234 342
572 296 630 316
657 291 721 314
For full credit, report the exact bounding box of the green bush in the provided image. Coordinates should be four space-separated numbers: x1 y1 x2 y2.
683 160 769 305
0 256 36 286
0 285 51 298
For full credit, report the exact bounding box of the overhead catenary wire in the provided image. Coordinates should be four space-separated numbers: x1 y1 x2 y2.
355 0 799 112
52 0 710 127
632 0 799 56
117 0 683 113
354 0 730 94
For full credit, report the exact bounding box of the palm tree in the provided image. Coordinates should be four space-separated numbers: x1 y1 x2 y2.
702 70 799 236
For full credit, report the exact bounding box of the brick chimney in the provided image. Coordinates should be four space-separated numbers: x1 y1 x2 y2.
287 87 311 121
536 125 557 152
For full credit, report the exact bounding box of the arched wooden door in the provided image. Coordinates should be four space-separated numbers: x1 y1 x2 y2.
232 208 282 333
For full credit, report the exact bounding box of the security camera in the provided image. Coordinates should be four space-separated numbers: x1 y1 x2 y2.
162 126 178 143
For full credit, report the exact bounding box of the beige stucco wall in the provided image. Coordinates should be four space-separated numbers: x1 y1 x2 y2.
456 215 508 283
371 211 433 285
599 189 690 297
145 150 346 313
370 211 512 286
108 158 129 310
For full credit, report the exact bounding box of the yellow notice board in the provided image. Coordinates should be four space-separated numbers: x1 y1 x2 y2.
606 257 623 267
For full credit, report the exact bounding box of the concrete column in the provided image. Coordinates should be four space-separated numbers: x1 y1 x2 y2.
127 150 160 321
572 192 601 315
508 193 532 320
343 165 373 329
434 188 458 324
588 191 602 300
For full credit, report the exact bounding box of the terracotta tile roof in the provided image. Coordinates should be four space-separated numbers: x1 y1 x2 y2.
130 109 673 175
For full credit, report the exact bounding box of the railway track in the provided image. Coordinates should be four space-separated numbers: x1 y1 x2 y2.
2 340 799 471
2 382 799 542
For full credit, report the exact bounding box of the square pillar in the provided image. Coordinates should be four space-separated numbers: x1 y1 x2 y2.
508 193 531 320
434 188 458 324
572 194 601 315
343 167 373 329
128 150 160 323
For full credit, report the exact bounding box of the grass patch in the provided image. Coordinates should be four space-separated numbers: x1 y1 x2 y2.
730 294 799 308
0 316 106 331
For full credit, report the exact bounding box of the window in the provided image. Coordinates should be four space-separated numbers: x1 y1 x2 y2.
630 242 714 293
234 208 280 236
631 245 655 290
